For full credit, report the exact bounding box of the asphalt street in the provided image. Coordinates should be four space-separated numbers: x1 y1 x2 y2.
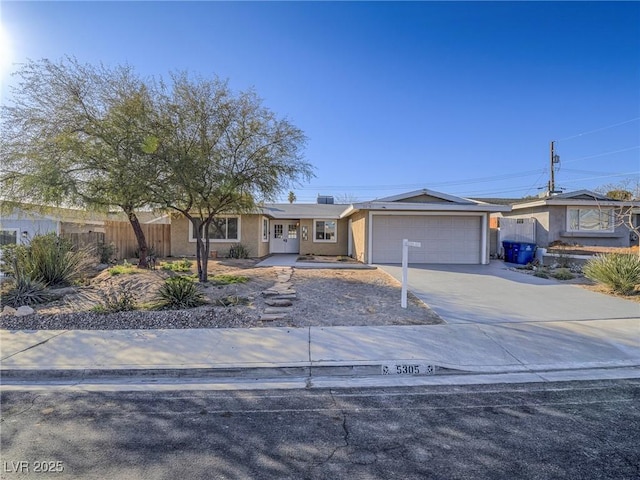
1 380 638 479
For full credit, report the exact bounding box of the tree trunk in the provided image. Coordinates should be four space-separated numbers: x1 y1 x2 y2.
124 207 148 269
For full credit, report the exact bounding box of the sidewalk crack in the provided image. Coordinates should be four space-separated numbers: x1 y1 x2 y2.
1 330 69 361
479 328 526 366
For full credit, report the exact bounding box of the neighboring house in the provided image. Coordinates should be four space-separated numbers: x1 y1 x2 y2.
494 190 640 248
0 206 172 258
0 206 105 248
170 189 511 265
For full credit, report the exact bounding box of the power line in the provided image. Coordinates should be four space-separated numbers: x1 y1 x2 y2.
557 117 640 142
293 169 544 191
561 145 640 164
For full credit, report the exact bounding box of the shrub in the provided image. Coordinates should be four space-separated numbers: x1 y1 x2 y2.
161 258 193 272
95 287 137 313
154 276 206 309
214 295 249 307
1 277 51 307
550 268 575 281
2 233 92 286
583 253 640 295
0 244 21 275
209 274 248 285
97 242 117 264
108 260 139 276
228 243 250 259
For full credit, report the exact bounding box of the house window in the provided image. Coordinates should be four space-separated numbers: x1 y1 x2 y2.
314 220 337 242
0 229 18 246
567 208 613 232
190 217 240 242
262 217 269 242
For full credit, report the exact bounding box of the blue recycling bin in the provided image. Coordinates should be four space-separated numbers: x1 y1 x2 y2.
503 241 536 265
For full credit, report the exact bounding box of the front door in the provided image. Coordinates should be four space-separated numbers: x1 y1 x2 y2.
270 221 300 254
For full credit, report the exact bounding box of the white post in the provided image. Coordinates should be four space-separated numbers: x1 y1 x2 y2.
401 239 409 308
401 239 421 309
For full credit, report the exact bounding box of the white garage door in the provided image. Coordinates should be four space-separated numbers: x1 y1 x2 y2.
372 215 482 264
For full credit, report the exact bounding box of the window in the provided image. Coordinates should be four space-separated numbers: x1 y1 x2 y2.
262 217 269 242
1 229 18 246
314 220 337 242
190 217 240 242
567 208 613 232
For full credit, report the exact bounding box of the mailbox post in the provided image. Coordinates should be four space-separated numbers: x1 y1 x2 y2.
401 239 421 308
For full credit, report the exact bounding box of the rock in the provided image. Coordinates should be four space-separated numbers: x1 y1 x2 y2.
1 306 17 316
264 307 292 314
265 299 293 307
260 313 288 321
96 263 110 271
273 294 297 300
15 306 36 317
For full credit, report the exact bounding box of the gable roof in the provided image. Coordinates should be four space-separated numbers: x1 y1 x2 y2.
511 189 638 210
373 188 476 205
347 188 511 214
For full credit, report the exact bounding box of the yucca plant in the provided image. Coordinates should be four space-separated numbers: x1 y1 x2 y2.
5 233 93 287
154 276 206 309
1 277 51 307
583 253 640 295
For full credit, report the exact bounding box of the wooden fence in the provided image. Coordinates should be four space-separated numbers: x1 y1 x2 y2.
104 221 171 259
63 231 105 253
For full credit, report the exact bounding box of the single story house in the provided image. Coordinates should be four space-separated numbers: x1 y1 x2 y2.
170 189 511 264
0 206 106 247
1 206 171 258
494 190 640 248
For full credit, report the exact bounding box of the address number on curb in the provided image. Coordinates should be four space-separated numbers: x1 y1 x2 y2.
381 364 436 376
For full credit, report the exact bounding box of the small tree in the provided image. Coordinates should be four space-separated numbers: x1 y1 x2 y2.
287 191 297 204
0 58 159 267
152 73 313 281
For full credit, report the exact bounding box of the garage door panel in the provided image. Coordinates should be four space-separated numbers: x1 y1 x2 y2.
372 215 481 264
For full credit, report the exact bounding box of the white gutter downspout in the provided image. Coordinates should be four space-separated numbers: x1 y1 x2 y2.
367 211 373 265
348 218 353 257
481 213 488 264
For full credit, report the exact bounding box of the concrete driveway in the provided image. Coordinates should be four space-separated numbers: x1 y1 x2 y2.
378 261 640 324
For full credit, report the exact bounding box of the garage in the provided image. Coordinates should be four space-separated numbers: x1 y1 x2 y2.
371 214 482 264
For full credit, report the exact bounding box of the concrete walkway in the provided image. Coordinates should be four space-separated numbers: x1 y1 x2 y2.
2 260 639 389
256 254 375 269
2 318 639 388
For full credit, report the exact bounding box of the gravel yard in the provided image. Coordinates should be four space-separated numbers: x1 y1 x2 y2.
0 259 444 330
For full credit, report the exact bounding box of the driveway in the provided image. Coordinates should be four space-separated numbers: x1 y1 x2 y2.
378 261 640 324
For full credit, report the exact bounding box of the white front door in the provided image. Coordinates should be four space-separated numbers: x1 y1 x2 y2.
270 221 300 254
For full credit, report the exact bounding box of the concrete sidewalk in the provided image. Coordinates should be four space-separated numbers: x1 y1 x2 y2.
2 318 639 388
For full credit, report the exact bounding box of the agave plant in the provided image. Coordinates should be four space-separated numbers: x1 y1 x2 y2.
154 276 206 309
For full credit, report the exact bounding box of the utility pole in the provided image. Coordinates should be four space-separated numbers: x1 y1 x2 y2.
548 141 560 194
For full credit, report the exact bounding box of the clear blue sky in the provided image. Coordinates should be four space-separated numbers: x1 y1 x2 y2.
1 1 639 202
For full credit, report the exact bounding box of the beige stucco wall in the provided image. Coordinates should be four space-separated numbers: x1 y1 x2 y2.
350 210 368 263
170 215 266 258
298 218 349 256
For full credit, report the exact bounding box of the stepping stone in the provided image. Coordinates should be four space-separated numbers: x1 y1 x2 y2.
274 294 297 300
264 307 292 314
265 299 293 307
262 289 296 296
260 313 288 321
